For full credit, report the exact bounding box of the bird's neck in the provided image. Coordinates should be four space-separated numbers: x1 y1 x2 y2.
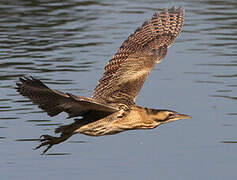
113 106 162 130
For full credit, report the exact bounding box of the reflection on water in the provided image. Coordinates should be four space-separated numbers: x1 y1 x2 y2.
212 95 237 100
221 141 237 143
44 153 72 156
0 0 237 179
15 138 40 142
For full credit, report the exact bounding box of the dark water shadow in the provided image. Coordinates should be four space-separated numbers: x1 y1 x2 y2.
68 140 88 143
15 138 40 142
220 141 237 144
44 153 72 156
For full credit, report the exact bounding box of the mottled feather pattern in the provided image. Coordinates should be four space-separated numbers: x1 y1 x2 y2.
16 7 187 154
104 7 183 74
16 77 119 118
92 7 184 104
16 77 71 117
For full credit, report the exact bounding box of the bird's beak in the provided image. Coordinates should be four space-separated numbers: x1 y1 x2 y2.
174 113 192 120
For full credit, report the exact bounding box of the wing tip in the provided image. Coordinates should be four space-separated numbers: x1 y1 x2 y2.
157 6 184 16
16 76 48 90
131 6 185 44
152 6 185 22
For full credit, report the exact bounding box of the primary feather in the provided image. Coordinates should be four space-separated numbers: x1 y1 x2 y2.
16 77 119 118
92 7 184 105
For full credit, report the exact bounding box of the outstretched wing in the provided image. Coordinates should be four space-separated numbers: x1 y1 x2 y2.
16 77 119 118
92 7 184 105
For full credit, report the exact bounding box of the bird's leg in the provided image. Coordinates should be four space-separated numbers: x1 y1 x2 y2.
34 120 85 154
34 132 72 155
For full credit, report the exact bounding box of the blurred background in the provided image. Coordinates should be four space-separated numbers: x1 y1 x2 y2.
0 0 236 179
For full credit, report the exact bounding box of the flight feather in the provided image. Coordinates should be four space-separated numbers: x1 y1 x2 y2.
92 7 184 105
16 77 119 118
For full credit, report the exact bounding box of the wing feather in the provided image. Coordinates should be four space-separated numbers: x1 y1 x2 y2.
16 77 119 118
92 7 184 104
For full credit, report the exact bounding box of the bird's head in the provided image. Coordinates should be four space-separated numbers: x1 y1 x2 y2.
145 108 192 124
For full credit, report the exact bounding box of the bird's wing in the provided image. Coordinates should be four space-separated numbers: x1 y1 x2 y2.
92 7 184 105
16 77 119 118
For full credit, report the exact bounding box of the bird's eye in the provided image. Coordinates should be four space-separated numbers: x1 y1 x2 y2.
168 113 174 117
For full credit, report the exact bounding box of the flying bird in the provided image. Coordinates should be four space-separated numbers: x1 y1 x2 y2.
16 7 191 154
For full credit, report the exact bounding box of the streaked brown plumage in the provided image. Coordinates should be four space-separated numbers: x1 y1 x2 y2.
16 7 191 154
92 7 184 104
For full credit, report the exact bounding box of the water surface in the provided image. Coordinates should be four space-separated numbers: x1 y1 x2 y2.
0 0 237 179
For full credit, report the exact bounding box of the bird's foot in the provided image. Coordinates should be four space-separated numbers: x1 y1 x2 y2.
34 134 70 155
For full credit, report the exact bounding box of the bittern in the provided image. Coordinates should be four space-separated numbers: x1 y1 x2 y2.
16 7 191 154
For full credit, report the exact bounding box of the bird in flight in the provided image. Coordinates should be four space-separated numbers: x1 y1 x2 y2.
16 7 191 154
